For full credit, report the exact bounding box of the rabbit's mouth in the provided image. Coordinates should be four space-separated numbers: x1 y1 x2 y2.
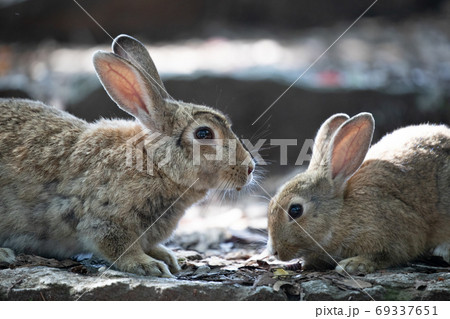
273 242 303 261
215 164 254 190
295 248 315 260
277 250 298 262
216 176 249 190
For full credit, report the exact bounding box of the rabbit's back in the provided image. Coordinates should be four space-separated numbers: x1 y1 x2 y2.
349 124 450 250
366 124 450 215
367 124 450 164
0 99 87 179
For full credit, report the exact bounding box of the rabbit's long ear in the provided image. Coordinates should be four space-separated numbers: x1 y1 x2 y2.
112 34 168 99
309 113 349 171
328 113 374 190
93 51 172 132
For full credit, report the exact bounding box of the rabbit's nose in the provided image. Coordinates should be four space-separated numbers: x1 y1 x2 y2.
248 164 254 175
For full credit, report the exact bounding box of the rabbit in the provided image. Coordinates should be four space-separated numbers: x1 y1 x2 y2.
267 112 450 274
0 34 255 277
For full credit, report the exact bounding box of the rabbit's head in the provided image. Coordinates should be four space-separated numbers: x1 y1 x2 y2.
93 35 254 191
267 113 374 262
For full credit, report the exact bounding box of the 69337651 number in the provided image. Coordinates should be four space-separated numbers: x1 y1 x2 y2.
375 306 438 316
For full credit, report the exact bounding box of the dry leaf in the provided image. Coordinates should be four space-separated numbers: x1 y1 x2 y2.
224 250 251 260
272 268 298 276
284 261 302 271
70 265 88 274
176 250 203 261
253 272 277 288
256 259 270 269
415 280 428 290
273 280 291 292
204 256 232 267
273 268 290 277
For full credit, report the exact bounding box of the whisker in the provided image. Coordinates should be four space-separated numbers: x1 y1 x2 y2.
248 115 272 141
250 194 271 202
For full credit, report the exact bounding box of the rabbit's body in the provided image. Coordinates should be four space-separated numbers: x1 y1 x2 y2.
268 113 450 274
0 35 254 277
330 125 449 268
0 99 204 260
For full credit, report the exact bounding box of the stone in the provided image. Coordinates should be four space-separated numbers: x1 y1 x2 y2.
0 266 286 301
0 263 448 300
300 279 365 301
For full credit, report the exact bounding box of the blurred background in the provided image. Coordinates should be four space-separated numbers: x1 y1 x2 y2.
1 0 449 251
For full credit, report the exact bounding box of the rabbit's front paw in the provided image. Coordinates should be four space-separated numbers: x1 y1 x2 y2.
335 256 377 274
118 255 174 278
0 248 16 264
146 245 181 274
432 242 450 264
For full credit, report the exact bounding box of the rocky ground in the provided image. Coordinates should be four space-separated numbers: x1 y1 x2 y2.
0 249 449 301
1 217 449 301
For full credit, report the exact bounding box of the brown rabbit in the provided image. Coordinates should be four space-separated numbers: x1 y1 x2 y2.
0 34 254 277
267 113 450 274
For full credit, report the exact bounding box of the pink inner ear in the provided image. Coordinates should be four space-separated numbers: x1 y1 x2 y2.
99 59 149 115
331 123 363 179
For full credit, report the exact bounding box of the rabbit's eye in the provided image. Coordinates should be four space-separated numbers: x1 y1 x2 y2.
195 127 214 139
288 204 303 220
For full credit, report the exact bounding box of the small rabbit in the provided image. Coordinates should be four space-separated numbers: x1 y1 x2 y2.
267 113 450 274
0 34 254 277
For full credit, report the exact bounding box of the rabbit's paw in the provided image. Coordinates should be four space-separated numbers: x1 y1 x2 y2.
118 256 174 278
433 242 450 264
146 245 181 274
0 248 16 264
335 256 377 274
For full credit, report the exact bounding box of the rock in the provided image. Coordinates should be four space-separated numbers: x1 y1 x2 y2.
0 266 286 301
364 271 450 301
294 269 449 301
301 279 368 301
0 262 448 300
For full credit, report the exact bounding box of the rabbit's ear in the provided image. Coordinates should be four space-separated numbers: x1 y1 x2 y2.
112 34 168 99
93 51 171 132
328 113 374 189
309 113 349 171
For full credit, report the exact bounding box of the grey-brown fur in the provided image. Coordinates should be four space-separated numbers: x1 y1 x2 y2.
268 113 450 274
0 35 254 277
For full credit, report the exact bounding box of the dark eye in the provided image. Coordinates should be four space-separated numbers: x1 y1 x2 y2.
195 127 214 139
288 204 303 220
